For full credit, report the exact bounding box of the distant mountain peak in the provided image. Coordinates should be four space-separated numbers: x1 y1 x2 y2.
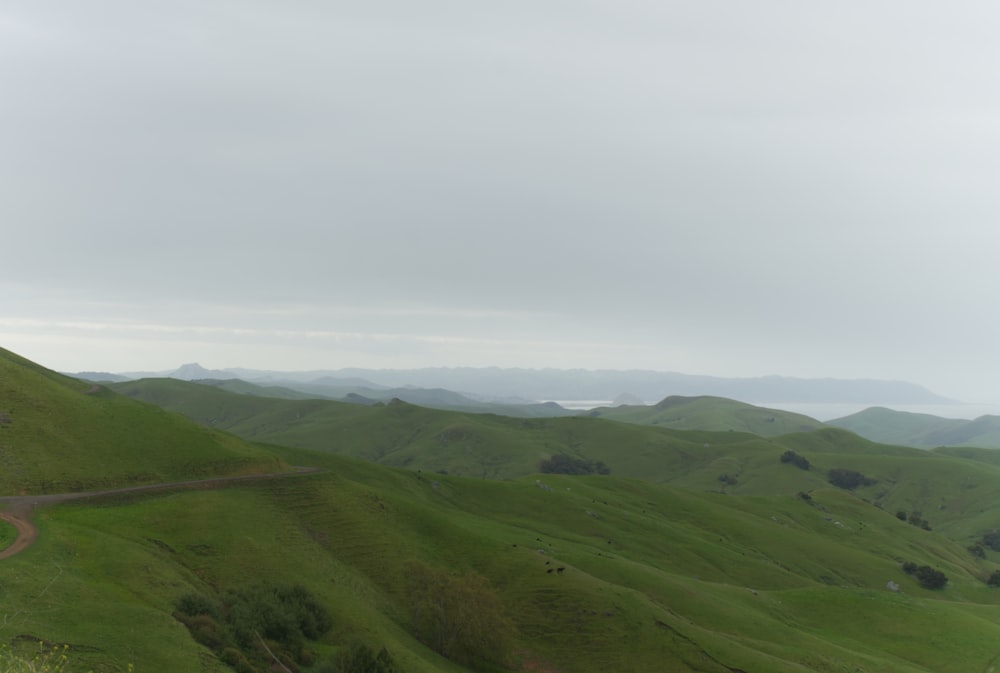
170 363 231 380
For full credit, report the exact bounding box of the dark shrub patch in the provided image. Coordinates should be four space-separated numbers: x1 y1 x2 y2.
827 468 876 490
540 454 610 475
902 562 948 590
779 450 810 470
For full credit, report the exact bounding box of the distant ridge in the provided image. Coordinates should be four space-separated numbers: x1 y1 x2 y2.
74 365 951 406
591 395 826 436
829 406 1000 448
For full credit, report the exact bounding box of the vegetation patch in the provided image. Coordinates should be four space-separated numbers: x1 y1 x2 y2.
827 468 876 490
174 582 332 672
780 449 810 470
539 454 610 475
404 561 513 668
901 562 948 589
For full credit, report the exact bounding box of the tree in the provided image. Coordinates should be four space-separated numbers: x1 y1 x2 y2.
913 566 948 590
827 468 875 490
404 562 513 667
982 531 1000 551
335 641 399 673
539 454 610 475
901 562 948 590
779 450 810 470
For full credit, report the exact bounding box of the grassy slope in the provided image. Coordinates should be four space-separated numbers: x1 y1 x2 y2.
111 378 790 481
106 378 1000 544
829 406 1000 448
11 352 1000 671
589 395 826 436
7 450 1000 673
0 347 285 493
195 377 579 418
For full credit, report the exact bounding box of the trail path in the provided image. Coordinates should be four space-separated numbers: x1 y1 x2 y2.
0 467 321 560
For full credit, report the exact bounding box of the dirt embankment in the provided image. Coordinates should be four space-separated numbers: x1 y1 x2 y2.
0 467 321 560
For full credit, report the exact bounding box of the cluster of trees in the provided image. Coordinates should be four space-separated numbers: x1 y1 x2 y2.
980 530 1000 552
717 473 738 486
539 454 610 475
901 562 948 590
779 450 810 470
895 510 931 531
827 468 876 491
404 561 513 668
174 582 333 672
319 642 399 673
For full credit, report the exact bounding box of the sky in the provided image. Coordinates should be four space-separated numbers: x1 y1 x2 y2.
3 2 1000 402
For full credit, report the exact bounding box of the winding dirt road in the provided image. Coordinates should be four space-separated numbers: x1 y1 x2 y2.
0 467 321 560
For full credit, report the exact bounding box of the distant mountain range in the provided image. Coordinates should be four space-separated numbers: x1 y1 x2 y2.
73 363 952 406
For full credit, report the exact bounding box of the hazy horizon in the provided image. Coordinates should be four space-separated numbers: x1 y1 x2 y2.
6 3 1000 403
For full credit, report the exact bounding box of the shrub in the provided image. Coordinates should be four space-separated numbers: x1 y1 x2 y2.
334 641 400 673
176 591 221 619
174 582 332 672
914 566 948 590
988 570 1000 587
539 454 610 475
983 531 1000 551
405 561 513 667
896 510 907 521
779 450 810 470
827 468 876 490
902 562 948 589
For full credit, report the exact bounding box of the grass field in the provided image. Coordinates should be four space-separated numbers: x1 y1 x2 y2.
6 457 1000 673
10 348 1000 671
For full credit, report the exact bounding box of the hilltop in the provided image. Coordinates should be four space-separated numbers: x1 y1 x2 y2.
588 394 826 436
829 406 1000 448
0 347 284 493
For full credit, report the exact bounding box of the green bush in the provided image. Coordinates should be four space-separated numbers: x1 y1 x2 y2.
902 562 948 589
982 531 1000 551
334 641 399 673
174 582 332 672
539 454 610 475
779 450 810 470
827 468 876 490
405 561 513 667
176 591 221 619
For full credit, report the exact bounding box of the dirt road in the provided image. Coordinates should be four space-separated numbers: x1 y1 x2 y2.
0 467 321 560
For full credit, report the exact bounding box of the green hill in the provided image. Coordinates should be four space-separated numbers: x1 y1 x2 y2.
263 379 580 417
10 349 1000 672
9 445 1000 673
112 378 800 483
829 406 1000 448
590 395 826 436
0 347 284 494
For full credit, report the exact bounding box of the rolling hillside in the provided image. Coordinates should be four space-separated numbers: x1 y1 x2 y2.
589 395 826 436
829 406 1000 448
0 347 284 493
8 348 1000 672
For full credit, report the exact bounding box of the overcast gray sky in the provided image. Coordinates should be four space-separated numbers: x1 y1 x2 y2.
3 2 1000 401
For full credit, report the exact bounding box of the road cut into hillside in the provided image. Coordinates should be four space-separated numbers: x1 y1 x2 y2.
0 467 322 560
